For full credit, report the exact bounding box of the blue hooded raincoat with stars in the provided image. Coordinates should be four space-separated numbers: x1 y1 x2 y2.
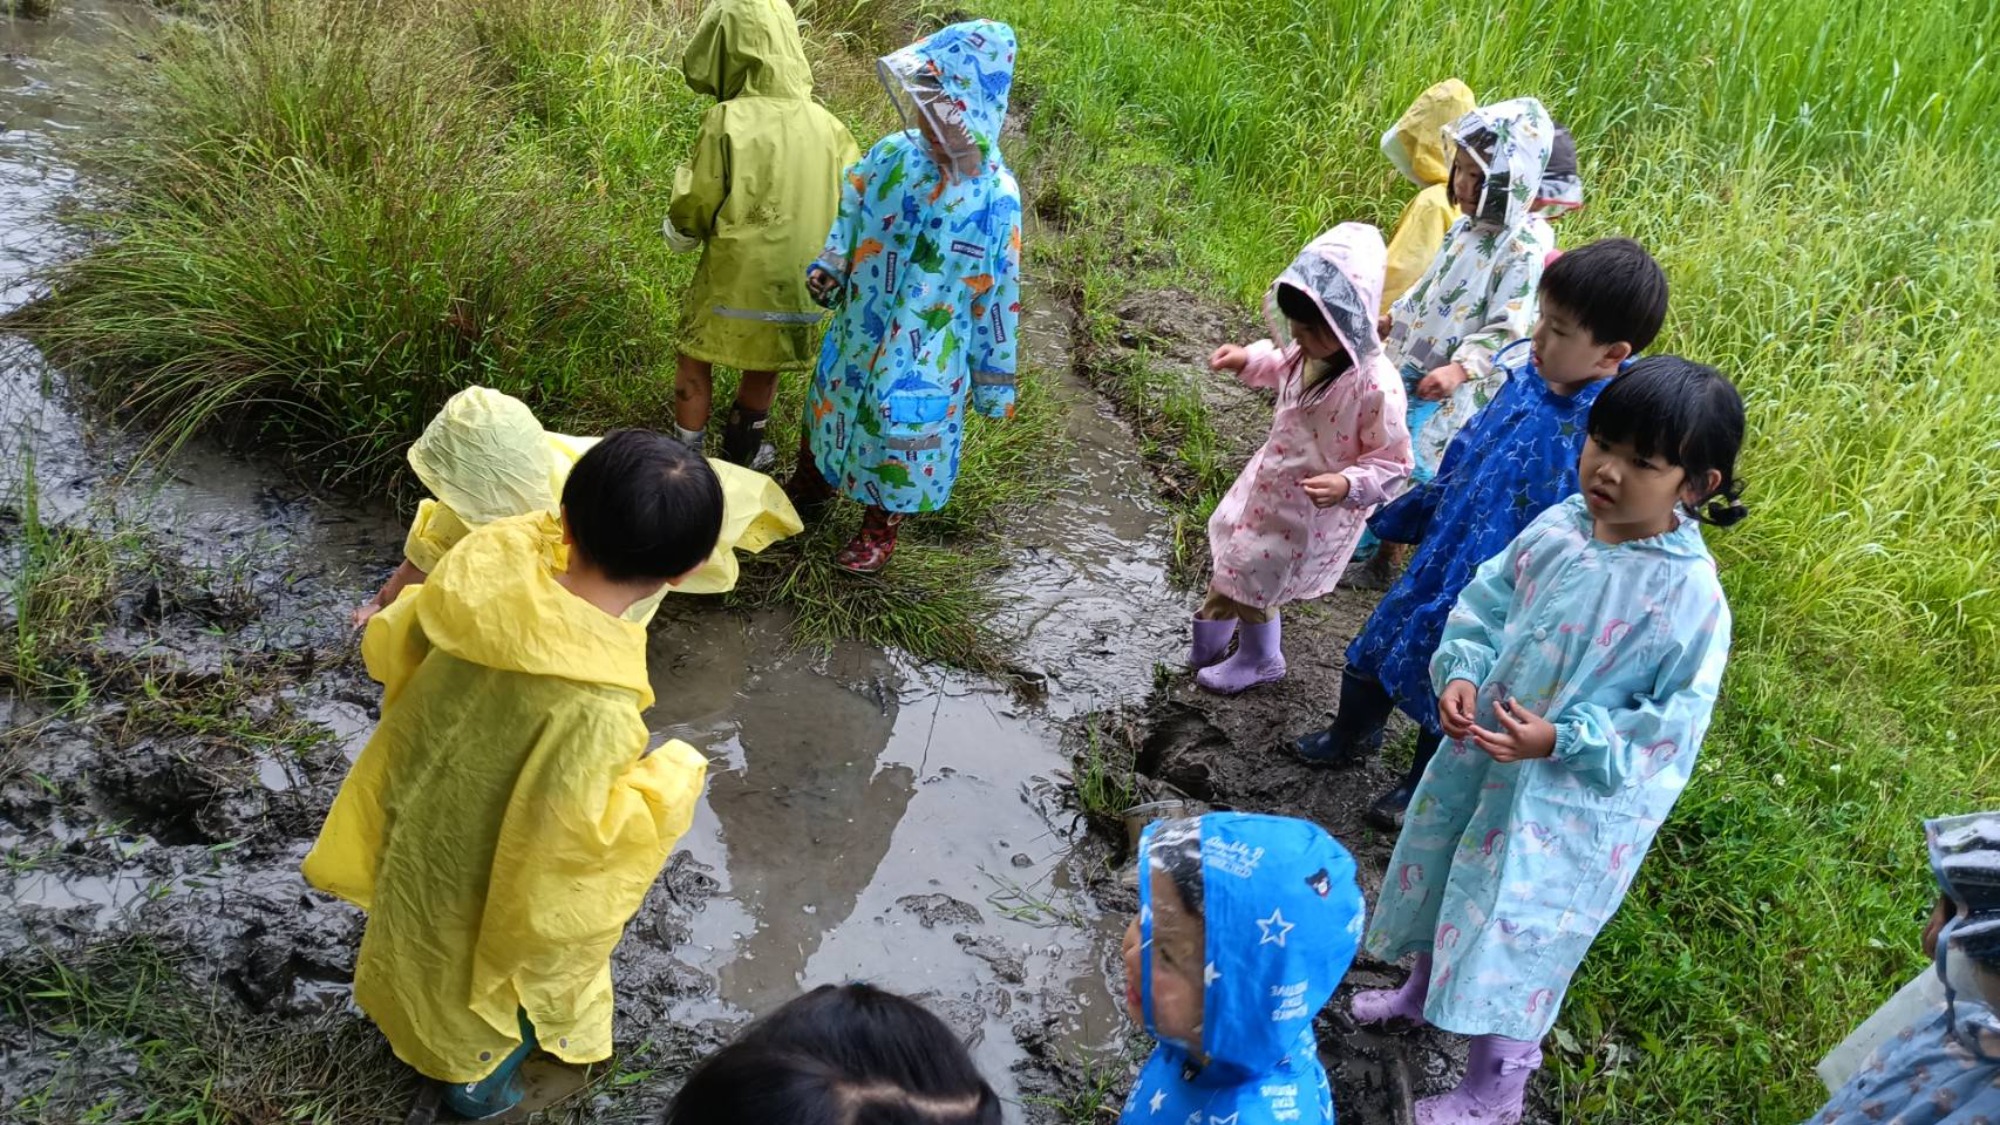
1346 339 1611 737
1123 813 1364 1125
805 21 1022 514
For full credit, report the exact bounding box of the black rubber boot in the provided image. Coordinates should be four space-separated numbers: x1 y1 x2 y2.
720 403 773 469
1288 670 1395 767
1366 728 1443 830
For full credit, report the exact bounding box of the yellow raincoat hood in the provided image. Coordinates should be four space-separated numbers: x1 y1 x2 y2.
304 512 705 1082
1381 78 1475 188
682 0 812 101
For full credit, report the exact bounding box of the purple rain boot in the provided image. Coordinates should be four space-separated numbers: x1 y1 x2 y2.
1351 953 1432 1027
1195 615 1286 695
1415 1035 1544 1125
1188 616 1237 670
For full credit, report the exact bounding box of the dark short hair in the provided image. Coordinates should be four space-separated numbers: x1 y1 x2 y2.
1273 281 1329 339
562 429 724 581
1587 356 1749 526
663 984 1003 1125
1540 237 1669 351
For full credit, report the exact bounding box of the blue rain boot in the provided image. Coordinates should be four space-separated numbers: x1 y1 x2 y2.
443 1012 536 1121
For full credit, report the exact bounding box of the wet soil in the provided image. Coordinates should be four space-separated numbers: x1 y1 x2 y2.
0 4 1158 1121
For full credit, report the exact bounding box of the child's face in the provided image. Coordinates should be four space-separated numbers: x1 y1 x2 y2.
1578 435 1716 541
1289 316 1348 363
1449 146 1487 219
1122 871 1205 1052
1531 302 1628 390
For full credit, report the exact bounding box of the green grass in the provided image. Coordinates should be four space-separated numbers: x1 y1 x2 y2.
15 0 1058 668
980 0 2000 1118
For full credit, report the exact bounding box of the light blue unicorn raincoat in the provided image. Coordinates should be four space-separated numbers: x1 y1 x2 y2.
1123 814 1364 1125
806 21 1022 514
1365 494 1731 1041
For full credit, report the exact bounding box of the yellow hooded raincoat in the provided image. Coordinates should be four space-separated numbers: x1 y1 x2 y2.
401 387 803 615
303 512 708 1082
1378 79 1477 312
666 0 860 371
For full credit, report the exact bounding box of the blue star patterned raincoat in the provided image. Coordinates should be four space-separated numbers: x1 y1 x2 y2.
1123 814 1365 1125
1345 340 1610 737
805 21 1022 514
1365 495 1731 1041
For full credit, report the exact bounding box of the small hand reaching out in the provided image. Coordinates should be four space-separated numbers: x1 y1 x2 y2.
351 601 382 630
1210 343 1249 373
1301 472 1351 509
806 266 841 308
1469 696 1558 762
1415 362 1469 401
1438 680 1479 740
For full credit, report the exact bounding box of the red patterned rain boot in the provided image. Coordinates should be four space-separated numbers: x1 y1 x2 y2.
833 507 903 574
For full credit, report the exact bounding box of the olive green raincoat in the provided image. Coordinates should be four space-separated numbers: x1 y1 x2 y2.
667 0 860 371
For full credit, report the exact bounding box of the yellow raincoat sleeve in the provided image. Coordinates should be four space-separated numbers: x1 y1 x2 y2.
670 459 806 596
469 722 708 1062
300 589 433 910
403 498 471 574
667 107 729 249
1382 184 1461 312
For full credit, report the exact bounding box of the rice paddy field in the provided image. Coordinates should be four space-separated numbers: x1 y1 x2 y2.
9 0 2000 1119
981 0 2000 1117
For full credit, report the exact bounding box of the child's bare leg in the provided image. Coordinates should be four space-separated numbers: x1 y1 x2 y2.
720 369 779 468
673 354 714 451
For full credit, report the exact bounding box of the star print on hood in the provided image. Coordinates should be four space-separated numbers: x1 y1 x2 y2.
1122 813 1365 1125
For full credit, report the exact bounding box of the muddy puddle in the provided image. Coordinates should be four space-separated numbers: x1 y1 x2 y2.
0 3 1182 1120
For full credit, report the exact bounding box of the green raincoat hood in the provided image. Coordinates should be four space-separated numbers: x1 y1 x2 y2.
681 0 813 100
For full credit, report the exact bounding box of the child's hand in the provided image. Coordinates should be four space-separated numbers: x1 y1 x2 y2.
1415 362 1469 401
1376 313 1393 340
1302 472 1351 508
1210 344 1249 372
1438 680 1479 739
806 266 841 308
1470 697 1557 762
351 601 381 630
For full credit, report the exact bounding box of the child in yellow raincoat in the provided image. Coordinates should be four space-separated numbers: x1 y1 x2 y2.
664 0 860 467
1378 79 1478 313
351 386 802 628
306 431 724 1119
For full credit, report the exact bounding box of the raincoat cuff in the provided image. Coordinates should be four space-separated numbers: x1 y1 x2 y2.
661 217 700 254
1550 721 1584 764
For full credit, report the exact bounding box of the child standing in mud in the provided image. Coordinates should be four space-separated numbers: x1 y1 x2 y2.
1353 97 1582 589
1350 359 1747 1125
1189 222 1411 694
664 0 859 468
1290 238 1669 829
305 431 721 1120
788 20 1023 574
1118 813 1365 1125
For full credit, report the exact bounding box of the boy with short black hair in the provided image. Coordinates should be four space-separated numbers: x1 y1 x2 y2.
1287 237 1669 828
305 430 724 1119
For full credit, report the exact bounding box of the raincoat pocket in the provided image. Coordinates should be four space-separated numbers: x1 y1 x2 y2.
886 393 952 426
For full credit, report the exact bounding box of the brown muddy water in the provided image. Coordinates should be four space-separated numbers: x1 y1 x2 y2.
0 3 1191 1121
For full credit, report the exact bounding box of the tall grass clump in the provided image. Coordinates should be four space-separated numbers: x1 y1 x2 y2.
15 0 1054 666
981 0 2000 1117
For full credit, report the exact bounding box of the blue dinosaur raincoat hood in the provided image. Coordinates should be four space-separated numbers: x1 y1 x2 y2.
1124 813 1364 1125
877 20 1015 180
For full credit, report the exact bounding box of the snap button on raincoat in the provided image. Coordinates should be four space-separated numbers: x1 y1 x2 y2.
1207 223 1412 609
805 21 1023 515
1123 813 1364 1125
1379 78 1477 312
667 0 860 371
401 387 802 612
303 511 708 1083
